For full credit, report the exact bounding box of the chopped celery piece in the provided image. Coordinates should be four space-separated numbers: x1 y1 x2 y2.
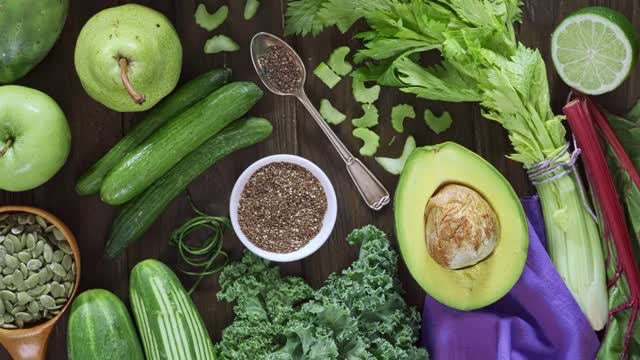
314 62 341 88
204 35 240 54
194 4 229 31
244 0 260 20
352 104 379 128
352 78 380 104
391 104 416 133
319 99 346 125
327 46 352 76
424 109 453 134
353 128 379 157
375 136 416 175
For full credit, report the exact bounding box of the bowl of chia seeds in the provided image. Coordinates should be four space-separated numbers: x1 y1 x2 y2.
230 155 337 262
0 206 80 332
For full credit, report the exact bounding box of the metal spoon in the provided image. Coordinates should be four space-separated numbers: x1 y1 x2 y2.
250 32 390 211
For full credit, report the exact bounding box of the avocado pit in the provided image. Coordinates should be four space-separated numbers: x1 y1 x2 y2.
424 184 499 270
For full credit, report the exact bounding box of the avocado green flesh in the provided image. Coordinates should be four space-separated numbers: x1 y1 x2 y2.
0 0 69 83
395 142 528 310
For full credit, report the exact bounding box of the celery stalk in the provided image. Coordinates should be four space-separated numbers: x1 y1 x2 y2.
536 175 607 330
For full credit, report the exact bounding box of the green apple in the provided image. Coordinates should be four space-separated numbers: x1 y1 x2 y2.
0 86 71 192
74 4 182 112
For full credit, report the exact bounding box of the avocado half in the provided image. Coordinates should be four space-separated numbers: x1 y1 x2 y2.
395 142 528 310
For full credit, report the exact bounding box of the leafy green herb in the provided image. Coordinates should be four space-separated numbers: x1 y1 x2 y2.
327 46 353 76
352 78 380 104
319 99 347 125
204 35 240 54
194 4 229 32
170 198 229 294
375 136 416 175
313 62 341 88
391 104 416 133
424 109 452 134
244 0 260 20
215 225 428 359
352 104 379 128
353 128 379 156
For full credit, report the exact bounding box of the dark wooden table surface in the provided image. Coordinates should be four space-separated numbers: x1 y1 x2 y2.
1 0 639 358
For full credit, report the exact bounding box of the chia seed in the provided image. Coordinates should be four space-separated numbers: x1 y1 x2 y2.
258 45 303 94
238 162 327 253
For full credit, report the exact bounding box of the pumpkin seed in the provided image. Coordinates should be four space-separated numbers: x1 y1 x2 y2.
58 241 73 255
26 259 42 271
4 238 14 254
25 233 36 249
2 267 12 275
50 282 65 298
16 292 32 305
3 313 14 322
11 305 25 315
11 226 23 235
39 295 56 309
55 297 67 305
0 290 16 302
24 274 39 289
33 240 44 257
52 228 64 241
0 299 4 316
3 274 12 287
16 251 31 263
1 324 17 329
4 301 12 313
52 250 64 263
43 243 53 263
27 301 39 315
49 263 66 277
61 254 72 271
28 285 46 297
12 271 24 289
4 254 18 268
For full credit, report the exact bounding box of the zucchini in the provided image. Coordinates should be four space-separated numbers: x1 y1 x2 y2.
76 69 232 195
130 259 215 360
106 118 272 257
101 81 263 205
67 289 144 360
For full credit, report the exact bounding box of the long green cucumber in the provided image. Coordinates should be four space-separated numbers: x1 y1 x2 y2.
76 69 232 195
67 289 144 360
101 81 263 205
130 259 215 360
105 118 272 257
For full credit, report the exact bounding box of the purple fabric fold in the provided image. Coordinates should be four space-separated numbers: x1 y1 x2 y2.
420 196 600 360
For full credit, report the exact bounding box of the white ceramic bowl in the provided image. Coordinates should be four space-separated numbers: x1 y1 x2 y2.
230 154 337 262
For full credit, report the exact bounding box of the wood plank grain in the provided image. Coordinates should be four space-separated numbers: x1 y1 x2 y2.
1 0 639 358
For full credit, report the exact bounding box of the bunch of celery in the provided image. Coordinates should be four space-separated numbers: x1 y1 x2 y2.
286 0 608 329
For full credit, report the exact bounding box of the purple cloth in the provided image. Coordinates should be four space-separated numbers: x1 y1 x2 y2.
420 196 600 360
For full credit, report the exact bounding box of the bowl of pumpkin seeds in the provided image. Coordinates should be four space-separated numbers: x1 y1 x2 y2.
0 206 80 331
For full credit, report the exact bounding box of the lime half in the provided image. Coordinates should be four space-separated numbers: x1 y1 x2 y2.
551 7 638 95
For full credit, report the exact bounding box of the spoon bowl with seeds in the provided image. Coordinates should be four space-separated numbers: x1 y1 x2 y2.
0 206 80 360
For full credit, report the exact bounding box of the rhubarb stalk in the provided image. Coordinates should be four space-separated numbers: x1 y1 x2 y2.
564 97 640 359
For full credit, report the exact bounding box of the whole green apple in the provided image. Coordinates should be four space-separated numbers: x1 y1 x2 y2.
0 85 71 192
74 4 183 112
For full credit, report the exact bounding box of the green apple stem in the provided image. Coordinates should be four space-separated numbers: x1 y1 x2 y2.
118 57 146 105
0 138 12 158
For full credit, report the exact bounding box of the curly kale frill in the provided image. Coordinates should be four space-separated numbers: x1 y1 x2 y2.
215 225 428 359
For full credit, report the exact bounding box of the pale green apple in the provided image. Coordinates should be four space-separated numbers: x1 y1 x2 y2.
0 86 71 192
74 4 182 112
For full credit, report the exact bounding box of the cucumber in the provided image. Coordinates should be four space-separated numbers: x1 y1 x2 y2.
76 69 232 195
106 118 272 257
130 259 215 360
67 289 144 360
101 82 263 205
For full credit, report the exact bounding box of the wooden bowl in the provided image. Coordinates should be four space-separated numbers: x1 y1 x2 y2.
0 206 81 360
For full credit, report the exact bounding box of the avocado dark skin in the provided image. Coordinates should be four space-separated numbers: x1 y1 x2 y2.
0 0 69 83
